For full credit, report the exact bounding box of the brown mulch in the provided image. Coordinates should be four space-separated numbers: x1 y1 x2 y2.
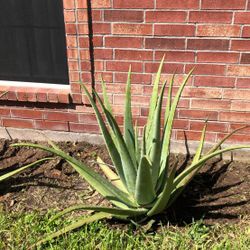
0 139 249 225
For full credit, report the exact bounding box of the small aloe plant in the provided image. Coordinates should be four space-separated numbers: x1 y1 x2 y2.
12 57 250 246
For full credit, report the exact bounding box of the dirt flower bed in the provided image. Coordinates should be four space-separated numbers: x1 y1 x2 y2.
0 139 249 225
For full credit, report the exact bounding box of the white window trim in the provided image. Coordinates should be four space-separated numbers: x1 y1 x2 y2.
0 80 70 90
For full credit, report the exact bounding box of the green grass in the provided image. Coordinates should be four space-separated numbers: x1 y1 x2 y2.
0 211 249 250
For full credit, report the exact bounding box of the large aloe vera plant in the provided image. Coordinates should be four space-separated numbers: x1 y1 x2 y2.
12 58 250 246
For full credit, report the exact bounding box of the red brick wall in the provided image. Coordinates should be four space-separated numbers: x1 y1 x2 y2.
1 0 250 144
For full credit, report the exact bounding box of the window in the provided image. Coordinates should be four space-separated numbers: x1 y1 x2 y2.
0 0 69 84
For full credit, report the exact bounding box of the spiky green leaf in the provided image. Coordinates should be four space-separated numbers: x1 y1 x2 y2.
135 156 156 205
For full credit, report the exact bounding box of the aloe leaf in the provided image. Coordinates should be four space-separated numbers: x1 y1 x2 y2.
134 122 141 166
0 157 53 182
171 123 207 198
164 71 175 124
146 56 165 146
81 84 126 186
150 81 167 187
192 122 207 164
135 156 156 205
33 212 112 248
124 66 136 166
50 205 147 223
101 77 113 115
147 162 177 216
93 89 137 194
12 143 136 208
97 156 128 193
208 125 248 154
160 69 194 176
174 145 250 188
141 125 147 156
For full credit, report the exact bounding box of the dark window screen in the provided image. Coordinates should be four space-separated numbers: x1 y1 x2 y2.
0 0 69 84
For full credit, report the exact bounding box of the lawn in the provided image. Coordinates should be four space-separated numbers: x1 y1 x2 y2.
0 211 249 249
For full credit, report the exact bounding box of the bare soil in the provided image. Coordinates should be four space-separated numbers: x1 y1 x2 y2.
0 139 249 225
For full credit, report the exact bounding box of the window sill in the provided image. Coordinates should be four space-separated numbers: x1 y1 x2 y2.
0 80 72 104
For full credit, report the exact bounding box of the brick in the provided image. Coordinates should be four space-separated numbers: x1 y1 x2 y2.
197 52 239 63
68 49 78 59
27 92 37 102
37 93 47 102
106 61 143 73
230 124 250 134
227 65 250 77
11 109 43 119
231 101 250 112
68 61 79 71
16 92 28 102
155 51 195 62
113 0 154 8
113 24 152 36
115 50 153 60
197 25 241 37
65 24 77 34
190 121 228 132
114 72 152 84
236 78 250 88
78 114 97 124
189 11 233 23
185 64 226 76
94 49 113 60
71 93 82 104
58 93 70 104
64 11 75 22
113 95 150 106
78 10 101 22
179 109 218 120
63 0 75 9
35 120 68 131
0 108 10 116
76 0 86 8
231 40 250 51
92 23 111 34
223 89 250 100
220 112 250 123
46 112 79 122
7 91 17 101
183 87 222 98
66 36 77 48
145 63 184 74
145 38 185 50
173 119 190 130
176 130 216 142
78 0 111 9
69 72 80 82
191 99 230 110
105 37 143 48
48 93 58 103
217 133 250 143
146 11 187 23
104 10 144 22
157 0 199 9
79 37 103 48
194 76 235 88
234 12 250 24
241 53 250 64
155 25 195 36
69 123 100 133
187 39 229 50
2 118 34 129
202 0 246 10
242 27 250 38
